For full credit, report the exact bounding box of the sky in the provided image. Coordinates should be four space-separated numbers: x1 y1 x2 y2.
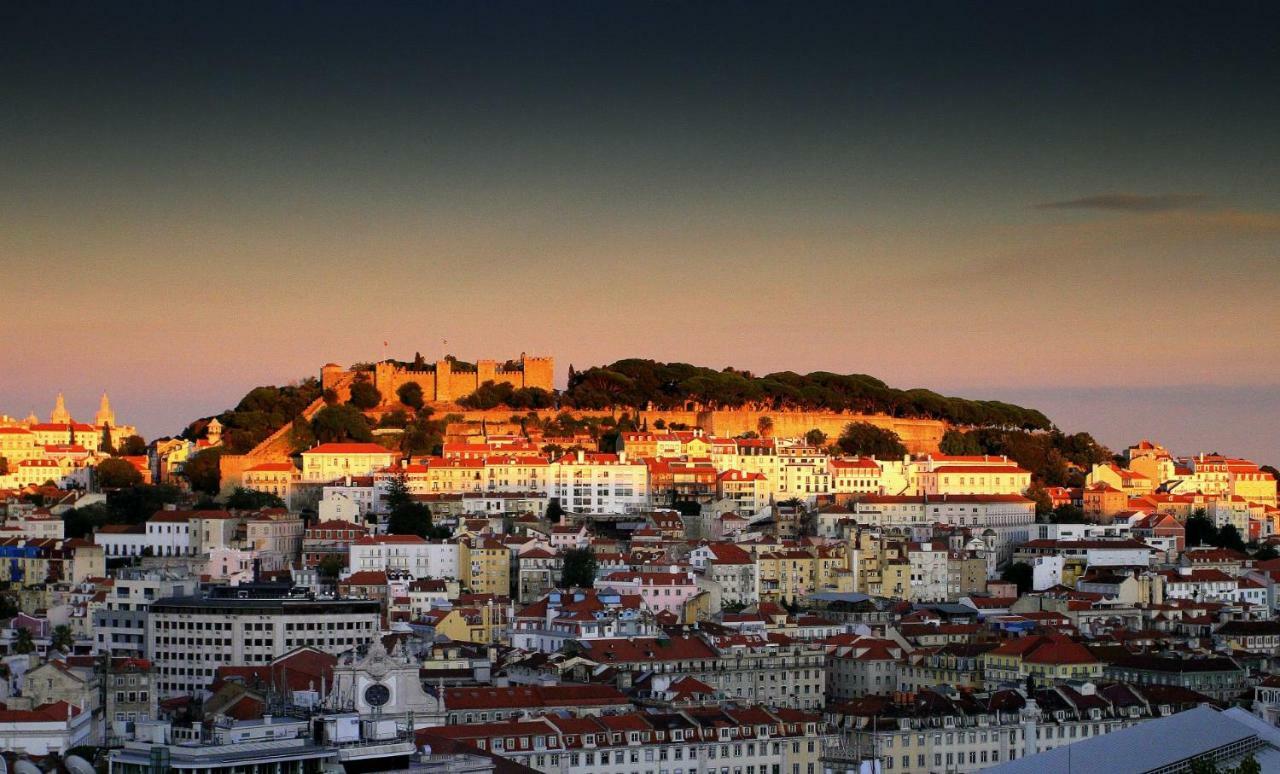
1 1 1278 462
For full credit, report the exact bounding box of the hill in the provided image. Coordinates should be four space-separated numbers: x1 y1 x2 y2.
563 359 1053 430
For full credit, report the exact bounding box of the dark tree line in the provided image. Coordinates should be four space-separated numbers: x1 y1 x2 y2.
561 359 1052 429
940 427 1112 488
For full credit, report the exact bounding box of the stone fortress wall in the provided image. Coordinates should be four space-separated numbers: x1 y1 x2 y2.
639 408 944 454
322 354 555 405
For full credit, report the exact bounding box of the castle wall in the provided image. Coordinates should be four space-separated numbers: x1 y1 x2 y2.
640 409 945 453
364 355 555 405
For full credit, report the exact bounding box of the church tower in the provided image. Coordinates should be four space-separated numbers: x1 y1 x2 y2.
94 392 116 428
50 392 71 424
206 417 224 446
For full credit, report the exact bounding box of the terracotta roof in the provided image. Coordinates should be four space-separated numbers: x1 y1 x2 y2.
304 443 397 455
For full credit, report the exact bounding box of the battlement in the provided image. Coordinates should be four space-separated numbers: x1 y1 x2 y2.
321 352 554 405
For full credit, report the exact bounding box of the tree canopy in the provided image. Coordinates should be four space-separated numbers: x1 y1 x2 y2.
117 434 148 456
401 414 446 456
311 404 374 444
942 427 1111 487
1001 562 1034 594
348 380 382 410
561 359 1052 429
458 380 555 410
183 379 322 454
561 548 597 588
397 381 425 409
96 457 142 489
317 554 345 579
183 448 224 496
62 483 185 539
226 486 286 510
836 422 908 458
384 474 449 538
1186 512 1218 548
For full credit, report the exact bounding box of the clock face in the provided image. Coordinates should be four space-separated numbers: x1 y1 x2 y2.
364 683 391 708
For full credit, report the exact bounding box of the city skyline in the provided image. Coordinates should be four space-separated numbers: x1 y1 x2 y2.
3 1 1278 459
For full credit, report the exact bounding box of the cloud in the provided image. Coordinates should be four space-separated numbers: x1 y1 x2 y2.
1035 193 1206 212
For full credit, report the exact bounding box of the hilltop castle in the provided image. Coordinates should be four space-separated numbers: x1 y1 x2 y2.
321 353 554 405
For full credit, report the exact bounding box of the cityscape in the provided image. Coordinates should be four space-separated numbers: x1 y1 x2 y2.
3 3 1280 774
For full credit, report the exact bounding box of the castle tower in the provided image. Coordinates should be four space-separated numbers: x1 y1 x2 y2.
206 417 224 446
94 392 116 428
50 392 71 424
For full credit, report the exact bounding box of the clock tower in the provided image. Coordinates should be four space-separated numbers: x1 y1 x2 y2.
328 639 443 727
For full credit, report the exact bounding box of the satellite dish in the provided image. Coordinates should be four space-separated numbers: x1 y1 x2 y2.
14 761 42 774
65 756 96 774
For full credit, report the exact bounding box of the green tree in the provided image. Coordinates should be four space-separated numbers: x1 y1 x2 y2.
100 425 116 455
51 624 74 652
226 487 286 510
804 429 827 447
940 429 982 455
289 416 317 453
1234 753 1261 774
322 388 340 405
1218 524 1246 553
384 474 448 538
1188 757 1218 774
560 548 598 588
0 593 17 619
183 448 224 496
118 435 148 456
1186 512 1218 548
106 484 183 523
401 415 444 455
62 503 112 539
1027 482 1053 516
1051 504 1087 524
397 381 425 410
96 457 143 489
0 456 8 476
317 555 345 579
348 380 382 410
546 498 566 523
14 628 34 654
378 410 410 429
836 422 908 458
311 405 374 443
1001 562 1034 594
756 416 774 438
1254 544 1279 561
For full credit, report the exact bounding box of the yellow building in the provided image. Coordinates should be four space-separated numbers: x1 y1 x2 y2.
300 442 398 483
983 635 1102 689
1086 463 1154 496
756 548 816 604
422 602 508 645
462 537 511 597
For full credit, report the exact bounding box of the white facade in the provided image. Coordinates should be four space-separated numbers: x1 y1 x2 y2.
549 451 649 514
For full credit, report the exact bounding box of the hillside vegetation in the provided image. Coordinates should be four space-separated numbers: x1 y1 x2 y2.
563 359 1052 430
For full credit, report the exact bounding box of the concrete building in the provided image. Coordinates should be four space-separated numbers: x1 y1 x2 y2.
147 585 380 699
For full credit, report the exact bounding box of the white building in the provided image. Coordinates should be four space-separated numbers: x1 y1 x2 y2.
147 589 381 698
300 442 398 483
549 451 649 514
